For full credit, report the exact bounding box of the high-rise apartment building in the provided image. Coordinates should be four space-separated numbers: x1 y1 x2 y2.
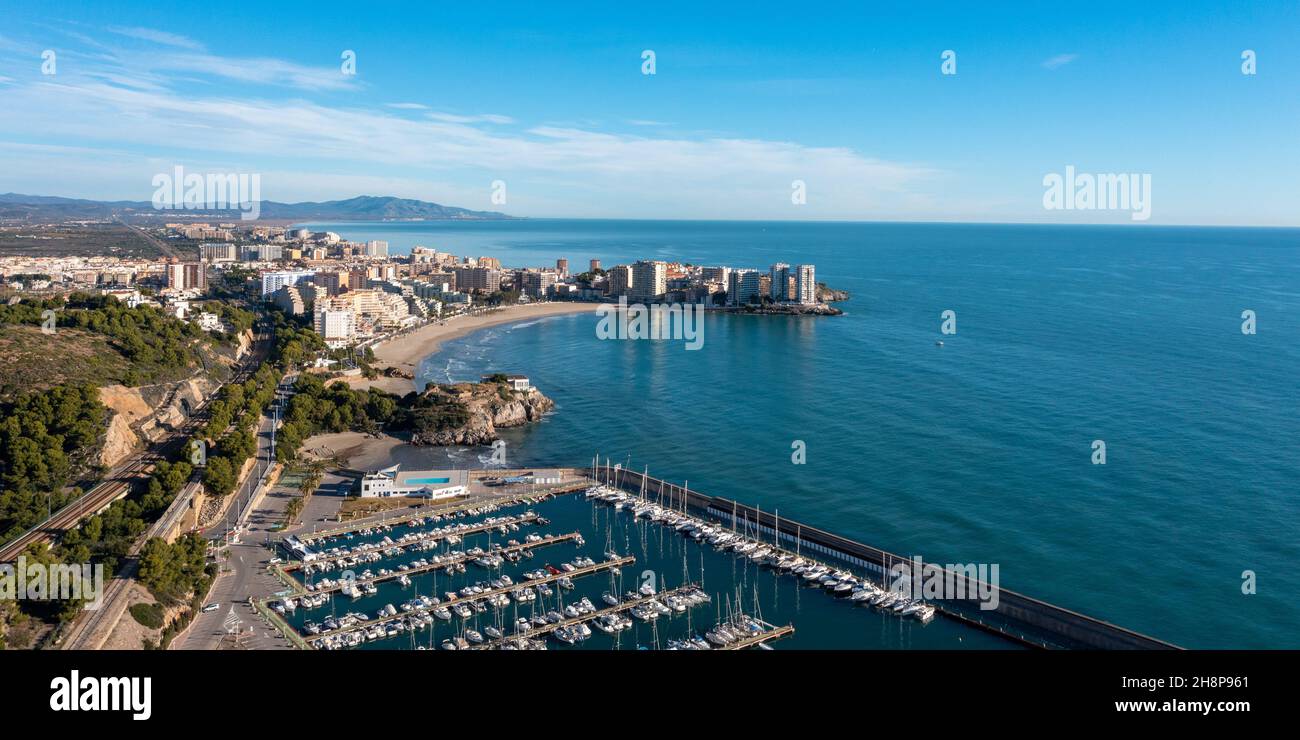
794 264 816 304
630 260 667 301
166 262 207 292
728 269 762 305
607 265 634 297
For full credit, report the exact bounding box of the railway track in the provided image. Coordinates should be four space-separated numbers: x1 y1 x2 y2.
0 327 272 564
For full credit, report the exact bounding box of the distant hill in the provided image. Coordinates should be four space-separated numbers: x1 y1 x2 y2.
0 193 514 221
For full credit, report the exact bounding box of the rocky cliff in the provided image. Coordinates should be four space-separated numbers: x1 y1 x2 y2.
97 376 220 468
816 283 850 302
408 380 554 446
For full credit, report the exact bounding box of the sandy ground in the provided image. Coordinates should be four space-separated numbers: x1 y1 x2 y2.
298 430 408 470
338 374 418 396
372 302 599 371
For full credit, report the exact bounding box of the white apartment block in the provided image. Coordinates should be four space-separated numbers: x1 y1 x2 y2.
260 269 316 296
314 306 356 348
630 260 666 301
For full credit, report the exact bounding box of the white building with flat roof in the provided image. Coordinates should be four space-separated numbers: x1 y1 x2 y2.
359 467 468 500
314 306 355 348
261 269 315 296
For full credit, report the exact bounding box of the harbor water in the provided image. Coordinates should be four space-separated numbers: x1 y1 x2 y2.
281 493 1016 650
307 219 1300 648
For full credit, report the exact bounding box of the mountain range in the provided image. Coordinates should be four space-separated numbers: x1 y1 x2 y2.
0 193 514 221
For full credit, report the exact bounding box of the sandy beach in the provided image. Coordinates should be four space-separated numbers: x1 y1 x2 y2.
372 301 599 370
341 302 599 396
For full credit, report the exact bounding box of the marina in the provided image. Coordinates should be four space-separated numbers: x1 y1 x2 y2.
261 458 1177 650
263 469 1003 649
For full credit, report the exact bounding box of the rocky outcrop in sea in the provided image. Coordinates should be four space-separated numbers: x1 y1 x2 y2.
408 379 554 446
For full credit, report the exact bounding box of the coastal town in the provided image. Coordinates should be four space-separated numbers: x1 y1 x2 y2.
0 211 1172 658
1 220 837 352
0 211 862 653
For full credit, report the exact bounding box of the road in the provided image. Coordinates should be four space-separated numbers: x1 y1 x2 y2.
116 218 182 260
47 324 273 649
0 327 272 564
171 374 298 650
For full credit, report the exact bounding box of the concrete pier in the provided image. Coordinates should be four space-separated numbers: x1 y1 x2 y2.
593 465 1179 650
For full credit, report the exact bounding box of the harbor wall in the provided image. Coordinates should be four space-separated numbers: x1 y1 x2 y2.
593 466 1178 650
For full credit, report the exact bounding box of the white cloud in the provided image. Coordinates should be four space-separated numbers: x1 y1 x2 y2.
425 112 515 124
1042 53 1079 70
149 51 356 90
105 26 205 50
0 34 943 219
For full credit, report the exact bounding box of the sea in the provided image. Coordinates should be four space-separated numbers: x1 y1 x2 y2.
301 219 1300 649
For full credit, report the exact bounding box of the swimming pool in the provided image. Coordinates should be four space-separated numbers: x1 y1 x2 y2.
407 477 452 485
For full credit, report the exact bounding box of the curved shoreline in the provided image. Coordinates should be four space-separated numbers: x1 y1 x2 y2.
358 302 600 394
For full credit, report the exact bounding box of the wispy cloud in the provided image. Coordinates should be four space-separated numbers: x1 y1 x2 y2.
426 112 514 124
1042 53 1079 70
0 76 941 217
150 51 355 90
0 27 942 218
106 25 205 50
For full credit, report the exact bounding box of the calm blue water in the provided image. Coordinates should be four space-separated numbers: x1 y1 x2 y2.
310 220 1300 648
285 495 1014 650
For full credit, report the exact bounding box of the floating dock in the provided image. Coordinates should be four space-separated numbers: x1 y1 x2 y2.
592 465 1179 650
293 531 581 598
468 583 706 649
307 554 636 645
719 622 796 650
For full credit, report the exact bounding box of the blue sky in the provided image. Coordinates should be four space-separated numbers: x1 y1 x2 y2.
0 1 1297 224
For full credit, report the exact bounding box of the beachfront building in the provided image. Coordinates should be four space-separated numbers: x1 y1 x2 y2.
481 374 530 391
795 263 816 304
359 467 469 500
631 260 667 301
607 265 633 297
314 305 355 348
365 240 389 259
701 266 731 286
519 270 557 298
769 263 793 301
453 266 502 294
728 269 762 305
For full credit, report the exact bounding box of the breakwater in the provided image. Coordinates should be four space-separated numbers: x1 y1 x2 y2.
593 465 1178 650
